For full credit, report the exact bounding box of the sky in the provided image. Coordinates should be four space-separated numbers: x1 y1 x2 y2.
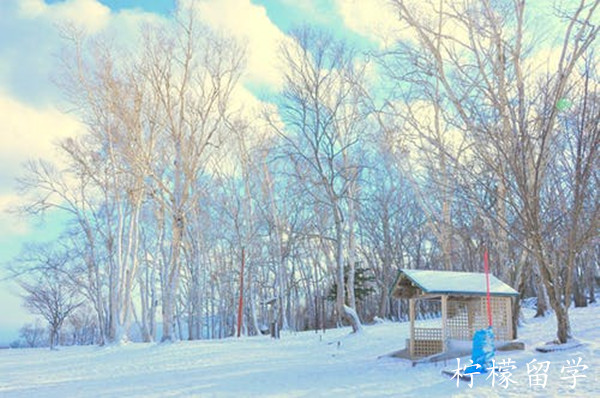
0 0 572 345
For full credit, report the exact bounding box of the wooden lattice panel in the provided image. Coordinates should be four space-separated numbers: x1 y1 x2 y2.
446 300 471 340
490 297 512 341
412 327 443 358
444 297 513 342
473 296 512 341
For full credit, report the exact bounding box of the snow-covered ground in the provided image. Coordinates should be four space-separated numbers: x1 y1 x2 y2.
1 304 598 397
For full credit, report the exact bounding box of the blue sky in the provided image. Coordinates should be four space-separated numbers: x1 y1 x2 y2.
47 0 176 14
40 0 372 41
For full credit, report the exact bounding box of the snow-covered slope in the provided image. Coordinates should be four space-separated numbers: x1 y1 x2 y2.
1 304 598 397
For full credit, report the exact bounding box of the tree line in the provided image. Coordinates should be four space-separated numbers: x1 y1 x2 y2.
9 0 599 348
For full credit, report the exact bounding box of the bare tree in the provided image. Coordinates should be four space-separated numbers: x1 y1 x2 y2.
20 273 81 350
548 54 600 311
266 27 369 332
34 5 246 344
19 320 47 348
358 147 424 319
138 8 244 342
383 0 600 343
64 306 98 346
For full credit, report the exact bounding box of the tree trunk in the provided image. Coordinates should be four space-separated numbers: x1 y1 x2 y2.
378 287 390 320
541 264 571 343
161 286 175 342
139 267 152 342
378 206 392 319
511 255 528 338
347 189 358 311
535 286 549 317
250 273 261 336
161 208 184 342
555 305 571 344
49 326 57 350
588 263 596 304
534 265 549 318
334 205 362 333
573 262 587 308
279 258 290 331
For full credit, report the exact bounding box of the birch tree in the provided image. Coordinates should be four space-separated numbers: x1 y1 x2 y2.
134 9 244 341
267 28 368 332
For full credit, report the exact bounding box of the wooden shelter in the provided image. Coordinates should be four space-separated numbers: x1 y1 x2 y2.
390 269 519 360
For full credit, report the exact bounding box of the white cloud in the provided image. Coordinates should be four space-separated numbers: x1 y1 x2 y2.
192 0 291 89
0 0 286 187
0 92 83 169
0 0 166 180
335 0 407 47
1 0 286 113
0 194 31 237
16 0 47 17
18 0 111 33
0 92 83 228
336 0 473 49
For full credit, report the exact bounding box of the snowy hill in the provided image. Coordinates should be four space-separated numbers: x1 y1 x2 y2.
0 304 598 397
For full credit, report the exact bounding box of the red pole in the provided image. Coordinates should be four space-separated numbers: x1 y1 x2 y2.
484 247 493 327
237 247 245 338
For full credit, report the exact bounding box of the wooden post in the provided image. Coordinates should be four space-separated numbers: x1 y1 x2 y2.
441 295 448 352
409 298 415 358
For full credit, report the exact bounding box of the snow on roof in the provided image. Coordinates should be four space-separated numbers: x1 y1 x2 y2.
394 269 519 297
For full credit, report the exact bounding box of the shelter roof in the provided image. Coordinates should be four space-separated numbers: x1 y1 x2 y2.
391 269 519 298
